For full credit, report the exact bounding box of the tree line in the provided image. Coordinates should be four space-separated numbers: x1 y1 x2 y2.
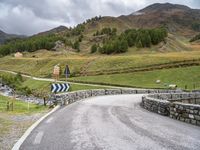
93 27 117 36
0 23 86 56
84 16 102 24
91 27 168 54
0 34 63 57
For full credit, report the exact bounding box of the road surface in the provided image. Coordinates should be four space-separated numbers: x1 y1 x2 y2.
20 95 200 150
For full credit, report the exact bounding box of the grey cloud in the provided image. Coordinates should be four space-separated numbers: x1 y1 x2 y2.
0 0 199 35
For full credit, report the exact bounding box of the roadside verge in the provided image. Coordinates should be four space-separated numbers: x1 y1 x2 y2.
12 105 60 150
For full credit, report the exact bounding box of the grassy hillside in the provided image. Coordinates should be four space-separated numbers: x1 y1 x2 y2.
0 3 199 56
0 3 199 91
0 72 109 98
21 78 109 95
70 66 200 90
1 49 200 77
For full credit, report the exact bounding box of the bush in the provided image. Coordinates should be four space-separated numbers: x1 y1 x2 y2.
91 44 98 53
71 24 85 36
72 41 80 52
78 35 83 42
0 74 32 95
190 33 200 42
15 72 23 82
191 22 200 32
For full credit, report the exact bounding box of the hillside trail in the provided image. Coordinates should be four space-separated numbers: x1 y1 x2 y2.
79 56 101 76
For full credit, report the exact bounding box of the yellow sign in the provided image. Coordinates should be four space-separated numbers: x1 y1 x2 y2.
53 65 60 75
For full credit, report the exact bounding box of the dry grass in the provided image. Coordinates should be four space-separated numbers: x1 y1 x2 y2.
1 48 200 77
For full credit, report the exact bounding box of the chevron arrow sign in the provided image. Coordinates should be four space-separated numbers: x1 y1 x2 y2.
51 83 70 93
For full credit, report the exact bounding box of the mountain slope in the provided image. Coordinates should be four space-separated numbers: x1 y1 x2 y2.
81 3 200 41
118 3 200 36
0 30 24 44
23 3 200 40
0 3 198 55
33 25 69 37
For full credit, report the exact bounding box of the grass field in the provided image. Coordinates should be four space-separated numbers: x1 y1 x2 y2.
0 72 109 98
21 78 109 95
70 66 200 90
0 95 47 114
0 95 49 150
1 44 200 91
1 49 200 77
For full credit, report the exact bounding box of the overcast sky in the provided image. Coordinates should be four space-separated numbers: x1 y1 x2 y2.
0 0 199 35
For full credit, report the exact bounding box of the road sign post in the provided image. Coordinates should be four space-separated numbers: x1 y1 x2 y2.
64 65 70 81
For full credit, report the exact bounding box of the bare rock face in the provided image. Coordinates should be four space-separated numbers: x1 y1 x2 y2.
52 40 65 51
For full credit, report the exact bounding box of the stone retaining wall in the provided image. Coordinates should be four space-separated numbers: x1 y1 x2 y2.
169 102 200 126
53 88 200 126
141 93 200 126
54 89 181 105
147 93 200 105
141 96 170 116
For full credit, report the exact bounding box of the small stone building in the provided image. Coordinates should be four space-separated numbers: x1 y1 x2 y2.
14 52 23 58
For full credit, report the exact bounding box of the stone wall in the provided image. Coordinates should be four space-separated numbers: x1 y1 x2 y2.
53 88 200 126
141 93 200 126
147 93 200 104
54 89 181 106
169 102 200 126
54 89 200 126
141 96 170 116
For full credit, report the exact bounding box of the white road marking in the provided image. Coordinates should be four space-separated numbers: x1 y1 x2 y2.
33 131 44 145
46 117 54 124
12 105 60 150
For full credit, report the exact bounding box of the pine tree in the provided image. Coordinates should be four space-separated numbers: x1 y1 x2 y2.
136 40 143 48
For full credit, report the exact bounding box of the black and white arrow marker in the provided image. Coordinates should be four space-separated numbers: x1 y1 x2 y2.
51 83 70 93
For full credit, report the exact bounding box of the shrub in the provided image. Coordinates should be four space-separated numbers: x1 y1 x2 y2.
190 33 200 42
91 44 98 53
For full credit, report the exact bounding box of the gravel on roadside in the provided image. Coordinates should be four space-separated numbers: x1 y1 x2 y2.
0 111 49 150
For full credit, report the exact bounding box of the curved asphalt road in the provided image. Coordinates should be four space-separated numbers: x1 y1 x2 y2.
20 95 200 150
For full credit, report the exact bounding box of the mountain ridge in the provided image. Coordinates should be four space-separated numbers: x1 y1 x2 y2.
0 30 25 44
1 3 200 37
0 2 199 55
33 25 69 37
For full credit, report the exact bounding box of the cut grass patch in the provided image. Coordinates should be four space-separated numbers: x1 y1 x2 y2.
70 66 200 90
21 78 109 95
0 72 109 98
